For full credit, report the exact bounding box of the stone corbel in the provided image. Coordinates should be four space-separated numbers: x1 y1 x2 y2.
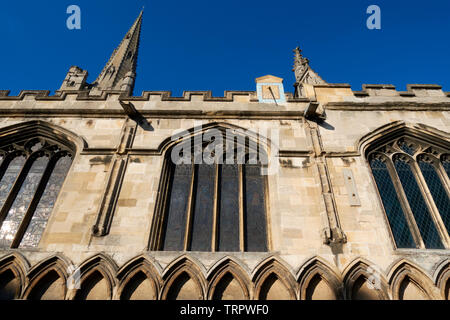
304 102 326 121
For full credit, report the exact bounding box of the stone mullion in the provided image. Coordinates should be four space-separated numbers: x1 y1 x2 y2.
435 158 450 199
11 153 61 248
149 158 172 250
386 156 425 249
211 163 220 252
238 164 245 252
183 161 196 251
263 165 272 251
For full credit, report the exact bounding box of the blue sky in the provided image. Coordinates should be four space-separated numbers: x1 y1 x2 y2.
0 0 449 96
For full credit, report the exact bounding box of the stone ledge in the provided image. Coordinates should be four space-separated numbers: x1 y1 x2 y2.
313 83 352 88
407 84 442 90
362 84 396 90
0 108 308 120
325 101 450 111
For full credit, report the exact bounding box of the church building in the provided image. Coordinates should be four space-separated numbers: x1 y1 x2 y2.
0 11 449 300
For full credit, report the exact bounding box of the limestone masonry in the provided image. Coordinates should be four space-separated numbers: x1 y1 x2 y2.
0 11 448 300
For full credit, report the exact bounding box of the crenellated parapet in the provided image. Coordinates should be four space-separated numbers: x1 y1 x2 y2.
1 84 447 104
305 83 450 111
0 89 309 104
353 84 448 98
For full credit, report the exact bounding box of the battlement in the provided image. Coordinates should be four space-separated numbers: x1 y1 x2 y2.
0 84 448 111
352 84 447 98
0 89 309 103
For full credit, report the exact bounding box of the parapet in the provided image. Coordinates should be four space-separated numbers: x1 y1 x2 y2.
0 89 310 103
353 84 447 98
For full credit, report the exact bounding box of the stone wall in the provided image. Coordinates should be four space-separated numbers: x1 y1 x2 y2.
0 86 448 299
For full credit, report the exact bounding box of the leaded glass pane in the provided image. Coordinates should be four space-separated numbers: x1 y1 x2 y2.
190 164 215 251
398 140 417 156
443 158 450 179
0 156 49 248
418 160 450 235
19 155 73 248
162 163 192 251
370 159 416 248
0 156 26 210
218 164 240 252
394 159 444 249
244 165 267 252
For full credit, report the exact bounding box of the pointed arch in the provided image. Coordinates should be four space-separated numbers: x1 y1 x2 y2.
150 121 271 253
23 254 71 300
116 255 162 300
207 257 251 300
388 259 437 300
358 121 450 158
342 258 389 300
252 256 297 300
0 120 87 152
0 252 29 300
71 253 117 300
156 121 272 157
360 122 450 250
161 255 206 300
0 120 82 249
433 259 450 300
297 256 343 300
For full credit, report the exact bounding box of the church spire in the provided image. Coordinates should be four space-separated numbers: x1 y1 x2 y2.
292 46 326 97
91 10 144 95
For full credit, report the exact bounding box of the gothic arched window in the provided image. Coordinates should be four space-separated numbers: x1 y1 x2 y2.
0 135 73 249
368 136 450 249
150 128 269 252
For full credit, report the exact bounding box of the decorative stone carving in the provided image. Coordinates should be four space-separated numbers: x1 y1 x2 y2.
293 47 326 98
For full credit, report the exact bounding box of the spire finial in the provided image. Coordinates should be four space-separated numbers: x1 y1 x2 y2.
292 46 326 97
293 46 309 71
92 11 144 95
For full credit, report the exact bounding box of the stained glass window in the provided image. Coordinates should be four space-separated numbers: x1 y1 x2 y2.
0 136 74 249
190 164 215 251
398 140 417 156
244 165 268 252
218 164 240 252
418 159 450 235
442 157 450 179
0 156 49 248
368 135 450 250
162 164 192 251
394 159 444 249
0 156 27 210
159 136 268 252
19 155 73 248
370 158 415 248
